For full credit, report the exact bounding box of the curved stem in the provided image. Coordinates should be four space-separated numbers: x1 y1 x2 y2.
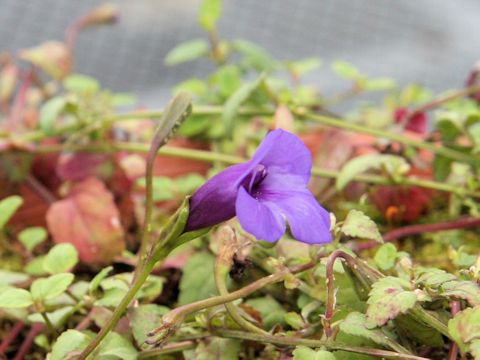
214 235 269 335
76 261 154 359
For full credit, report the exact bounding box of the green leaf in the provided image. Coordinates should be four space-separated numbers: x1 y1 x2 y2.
178 252 217 305
395 314 444 347
246 296 286 329
287 58 321 77
448 306 480 357
0 195 23 229
63 74 99 93
28 306 74 328
89 266 113 295
341 210 383 243
25 256 48 276
129 304 170 347
436 118 462 142
441 280 480 306
212 65 241 98
30 273 74 301
432 155 453 181
233 40 276 71
284 312 306 330
364 77 396 91
39 96 67 135
18 226 47 251
374 243 397 270
43 243 79 274
293 346 336 360
336 154 410 190
415 267 457 288
0 270 29 285
198 0 222 31
365 277 418 328
332 60 361 80
0 288 33 308
49 329 92 360
339 312 407 351
93 332 138 360
165 39 209 66
222 74 264 135
191 338 240 360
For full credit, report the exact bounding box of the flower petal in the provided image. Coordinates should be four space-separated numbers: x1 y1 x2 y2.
236 187 285 242
261 189 332 244
250 129 312 184
186 163 251 231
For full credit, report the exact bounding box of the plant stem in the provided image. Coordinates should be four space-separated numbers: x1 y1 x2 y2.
14 140 480 198
214 231 270 335
138 340 196 359
77 261 154 359
294 109 475 164
408 307 452 341
217 329 430 360
40 312 58 337
0 322 25 355
354 216 480 251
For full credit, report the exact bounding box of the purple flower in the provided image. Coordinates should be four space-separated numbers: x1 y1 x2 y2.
185 129 332 244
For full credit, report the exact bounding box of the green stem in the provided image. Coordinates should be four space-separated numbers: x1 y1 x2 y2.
214 238 270 335
40 312 58 337
77 261 154 359
408 307 452 341
138 340 196 359
217 329 429 360
294 109 475 164
16 141 480 198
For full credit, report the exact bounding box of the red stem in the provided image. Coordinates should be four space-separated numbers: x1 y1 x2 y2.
448 301 461 360
13 323 43 360
355 216 480 251
0 322 25 355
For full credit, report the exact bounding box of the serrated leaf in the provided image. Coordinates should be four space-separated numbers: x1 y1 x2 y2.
198 0 222 31
339 312 400 349
415 268 457 288
441 280 480 306
0 288 33 308
165 39 209 66
448 306 480 357
336 154 410 190
293 346 336 360
222 74 264 135
0 195 23 229
178 252 217 305
30 273 74 302
49 330 92 360
341 210 383 243
374 243 397 270
93 332 138 360
129 304 170 347
365 277 417 328
44 243 79 274
18 227 47 251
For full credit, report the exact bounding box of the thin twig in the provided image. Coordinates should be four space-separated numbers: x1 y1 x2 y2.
0 322 25 356
13 323 43 360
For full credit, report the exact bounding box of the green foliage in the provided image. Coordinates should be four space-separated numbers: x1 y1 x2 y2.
43 243 79 274
198 0 222 31
0 195 23 229
341 210 383 243
30 273 74 302
365 277 418 328
165 39 210 66
0 287 33 308
178 252 217 305
293 346 336 360
18 227 47 251
374 243 397 270
449 306 480 358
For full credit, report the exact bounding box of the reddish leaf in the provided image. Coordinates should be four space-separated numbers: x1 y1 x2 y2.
56 153 111 181
46 177 125 265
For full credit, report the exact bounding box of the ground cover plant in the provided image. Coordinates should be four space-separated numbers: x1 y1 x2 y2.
1 2 480 359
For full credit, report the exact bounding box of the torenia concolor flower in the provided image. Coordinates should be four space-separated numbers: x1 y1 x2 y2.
185 129 332 244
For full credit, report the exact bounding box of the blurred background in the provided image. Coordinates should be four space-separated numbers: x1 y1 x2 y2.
1 0 479 106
